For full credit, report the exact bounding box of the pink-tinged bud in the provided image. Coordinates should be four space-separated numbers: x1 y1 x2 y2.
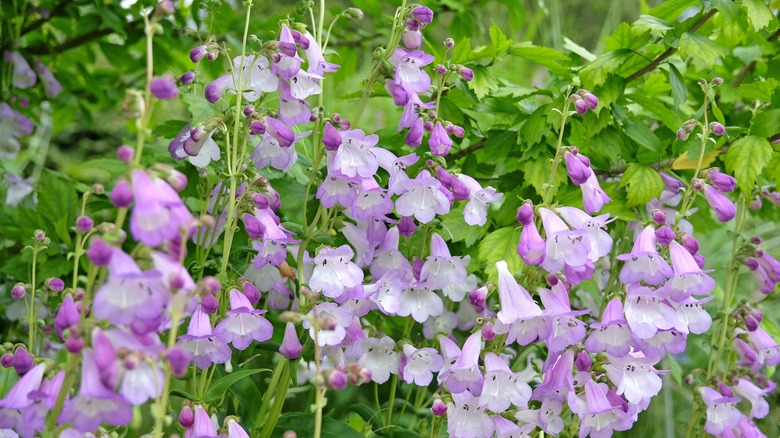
706 170 736 193
87 238 113 266
468 286 487 310
0 354 12 368
154 0 174 17
11 283 25 300
745 314 760 331
751 195 763 210
652 209 667 225
190 45 208 63
680 234 700 254
692 180 704 191
11 348 34 376
243 105 255 117
34 229 46 240
283 431 297 438
201 294 219 314
432 399 447 416
201 276 221 294
265 117 296 147
565 151 592 185
709 122 725 136
65 335 84 354
343 7 364 20
169 274 185 290
574 98 588 115
583 92 599 109
398 216 417 237
402 30 423 49
411 6 434 24
110 180 133 208
574 351 593 371
447 125 465 138
444 38 455 48
165 347 191 377
46 277 65 292
451 178 470 200
207 51 218 62
250 120 266 136
242 281 261 304
166 171 188 192
322 122 342 151
751 236 762 245
276 41 298 57
711 77 724 86
654 225 675 245
745 257 760 271
150 76 179 100
516 202 534 225
546 274 559 286
481 322 495 340
117 145 134 162
405 118 424 147
178 405 195 428
280 322 303 359
75 216 93 233
435 167 454 189
703 184 736 222
693 252 706 269
459 67 473 81
423 120 434 132
718 383 734 398
406 19 420 31
434 64 447 76
339 120 351 130
251 193 269 210
180 71 196 85
677 128 690 141
326 369 348 390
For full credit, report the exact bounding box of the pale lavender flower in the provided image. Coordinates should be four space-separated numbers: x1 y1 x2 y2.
515 398 565 435
272 25 303 80
4 173 34 207
309 245 364 299
479 353 532 412
699 386 742 435
458 174 503 226
603 353 662 405
616 225 672 286
130 170 193 246
580 173 611 213
658 240 715 302
624 285 678 339
8 52 36 88
495 260 541 325
316 174 358 209
303 303 353 346
215 289 273 350
277 81 312 125
446 391 493 438
359 336 400 384
578 379 633 437
395 170 450 223
420 234 469 290
539 208 590 274
539 284 588 352
400 344 443 386
169 124 220 168
440 332 484 394
702 184 736 222
0 363 45 434
302 31 339 76
746 327 780 370
390 49 435 93
733 378 775 419
585 297 639 356
178 305 232 369
672 295 713 335
397 283 444 323
279 322 303 359
34 60 62 97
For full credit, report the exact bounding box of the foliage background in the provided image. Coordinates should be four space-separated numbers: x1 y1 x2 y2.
1 0 779 436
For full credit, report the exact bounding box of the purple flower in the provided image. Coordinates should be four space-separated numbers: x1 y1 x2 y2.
330 129 380 178
420 234 469 290
672 295 713 335
538 208 590 274
169 124 221 168
215 289 273 350
411 6 434 24
702 184 736 222
59 350 132 432
271 25 303 80
459 67 474 81
151 76 179 99
539 284 588 352
0 363 45 434
400 344 443 386
395 170 450 223
580 173 611 213
130 170 193 247
303 303 353 346
309 245 364 299
699 386 742 435
34 60 62 97
227 418 250 438
446 391 493 438
428 121 453 156
495 260 541 326
390 49 434 93
603 353 662 405
616 225 672 285
458 174 503 226
277 81 312 126
54 293 81 340
479 353 532 412
302 31 339 76
565 151 592 185
187 405 219 437
110 179 133 208
181 71 196 85
405 117 424 147
706 169 736 193
279 322 303 359
585 298 639 356
556 206 614 261
624 285 678 339
8 52 36 88
397 283 444 322
733 378 775 419
578 380 633 436
322 122 342 150
190 45 208 62
439 332 483 394
533 349 574 402
658 241 715 302
746 327 780 370
178 305 232 369
402 30 423 49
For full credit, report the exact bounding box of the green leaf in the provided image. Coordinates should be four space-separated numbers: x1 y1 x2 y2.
273 413 363 438
620 164 664 207
632 14 673 38
450 37 493 64
183 93 219 126
738 78 779 101
440 204 489 247
623 119 661 153
678 33 723 69
202 368 272 403
467 65 499 100
519 105 551 146
742 0 776 31
153 120 188 138
579 50 632 89
478 226 523 283
521 156 567 198
507 43 572 74
668 64 688 108
489 22 513 55
625 92 683 131
723 135 773 194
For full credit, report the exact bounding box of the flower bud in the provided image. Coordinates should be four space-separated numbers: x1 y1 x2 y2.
279 322 303 359
11 348 34 376
398 216 417 237
150 76 179 100
46 277 65 292
711 77 724 86
87 238 113 266
516 202 534 225
481 322 495 340
406 19 419 31
207 51 218 62
117 145 134 162
0 354 12 368
34 229 46 240
459 67 473 81
190 45 208 63
444 38 455 48
750 196 762 210
325 369 348 390
680 234 700 254
744 314 760 331
693 252 706 269
76 216 94 233
706 169 736 193
11 283 25 300
468 286 487 310
676 128 690 141
242 281 261 304
432 399 447 416
546 274 559 286
65 335 84 354
451 178 470 201
178 405 195 428
322 122 342 151
435 167 454 189
583 92 599 110
709 122 725 136
435 64 447 75
575 351 593 371
201 276 221 294
411 6 434 24
110 180 133 208
165 347 192 377
654 225 675 245
180 71 196 85
402 30 423 49
574 98 588 115
201 294 219 314
651 209 667 225
343 7 364 20
243 105 255 117
284 432 297 438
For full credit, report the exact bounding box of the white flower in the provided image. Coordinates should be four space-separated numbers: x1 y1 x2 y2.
397 286 443 323
359 336 399 384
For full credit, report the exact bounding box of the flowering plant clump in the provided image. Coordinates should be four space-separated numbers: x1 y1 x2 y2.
0 0 779 437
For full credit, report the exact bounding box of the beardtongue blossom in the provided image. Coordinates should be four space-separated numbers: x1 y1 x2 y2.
478 353 532 412
580 173 611 213
658 240 716 302
539 283 588 352
308 245 364 299
400 344 444 386
564 150 592 185
129 170 194 247
358 336 399 384
698 386 743 435
0 363 45 434
34 60 62 97
495 260 541 325
457 174 503 226
395 170 450 223
8 52 36 89
214 289 274 350
616 225 673 286
585 297 639 356
420 233 469 290
446 391 494 438
702 184 736 222
279 322 303 359
538 208 591 275
624 284 678 339
428 121 452 156
178 305 232 369
390 48 435 93
439 331 484 394
169 124 221 168
578 379 634 437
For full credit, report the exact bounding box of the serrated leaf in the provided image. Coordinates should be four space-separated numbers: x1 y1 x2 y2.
563 37 595 61
678 33 723 69
668 64 688 108
625 93 683 131
489 22 513 55
623 119 661 153
478 226 523 283
633 14 673 38
467 65 498 100
723 135 773 193
202 368 271 403
620 164 664 206
519 105 550 146
450 37 494 64
521 157 567 197
742 0 776 31
579 50 632 89
507 43 572 74
183 93 219 126
739 79 779 101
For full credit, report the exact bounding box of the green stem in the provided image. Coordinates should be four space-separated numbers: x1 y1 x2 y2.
133 13 155 167
542 94 571 205
152 307 183 438
258 360 291 438
28 242 39 351
46 352 79 430
385 374 398 426
674 90 711 226
254 359 289 437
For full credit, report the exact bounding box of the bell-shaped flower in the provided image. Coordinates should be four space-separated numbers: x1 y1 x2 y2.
399 92 436 130
0 363 45 434
303 303 353 346
672 295 713 335
186 404 220 438
350 184 394 221
439 332 484 394
457 174 503 226
358 336 399 384
564 151 592 185
517 219 546 265
495 260 541 325
317 173 358 209
277 81 311 126
703 184 736 222
130 170 193 247
302 32 339 75
178 305 232 369
581 173 611 213
539 208 590 274
330 129 380 178
733 378 775 419
578 379 633 437
289 70 323 99
585 297 639 356
479 353 532 412
54 293 81 340
9 52 36 88
400 344 443 386
397 283 444 323
638 329 687 360
169 125 220 168
658 241 715 302
370 227 413 280
215 289 273 350
539 284 588 352
428 121 452 156
442 273 477 302
603 353 662 405
556 206 614 261
699 386 742 435
616 225 672 286
17 369 64 436
226 417 250 438
624 285 678 339
395 170 450 223
251 132 299 172
390 48 434 93
59 350 132 432
515 398 565 435
420 234 469 290
492 416 524 438
271 25 303 79
533 349 575 402
746 327 780 370
309 245 364 299
446 391 494 438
